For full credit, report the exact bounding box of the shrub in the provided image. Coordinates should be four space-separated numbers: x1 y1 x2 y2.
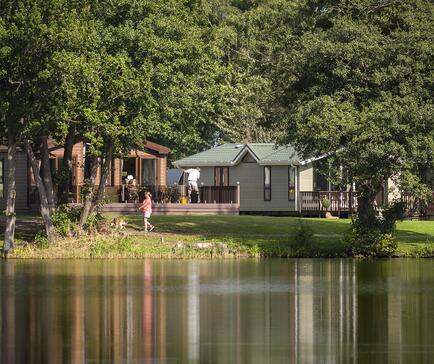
346 225 397 257
52 206 81 237
84 212 108 234
381 201 405 233
33 231 49 248
294 219 314 247
321 198 331 211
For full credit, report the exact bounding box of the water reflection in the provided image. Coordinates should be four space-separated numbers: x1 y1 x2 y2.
1 259 433 363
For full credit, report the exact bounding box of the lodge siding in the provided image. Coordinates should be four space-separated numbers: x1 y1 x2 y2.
0 152 29 211
192 164 299 212
299 164 314 192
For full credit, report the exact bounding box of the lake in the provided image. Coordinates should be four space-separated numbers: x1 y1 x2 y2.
1 259 433 363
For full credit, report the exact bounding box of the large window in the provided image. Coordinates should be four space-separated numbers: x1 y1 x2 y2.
214 167 229 186
122 157 137 180
313 160 329 191
288 166 296 201
0 158 4 198
264 166 271 201
141 159 156 186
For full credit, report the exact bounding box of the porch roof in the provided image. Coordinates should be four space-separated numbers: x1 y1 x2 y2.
45 138 170 155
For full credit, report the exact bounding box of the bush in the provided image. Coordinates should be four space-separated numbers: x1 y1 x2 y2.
346 225 397 257
84 212 108 233
52 205 81 237
321 198 331 210
381 201 405 233
33 231 49 248
294 219 314 247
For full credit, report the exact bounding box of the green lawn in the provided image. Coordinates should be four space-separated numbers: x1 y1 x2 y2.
119 214 432 241
4 214 434 258
115 214 434 257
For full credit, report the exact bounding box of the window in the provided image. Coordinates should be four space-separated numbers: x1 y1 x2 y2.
0 158 4 198
122 157 137 180
313 160 329 191
264 166 271 201
288 166 296 201
141 159 156 186
214 167 229 186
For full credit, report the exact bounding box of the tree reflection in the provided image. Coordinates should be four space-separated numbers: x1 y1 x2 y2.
0 259 433 363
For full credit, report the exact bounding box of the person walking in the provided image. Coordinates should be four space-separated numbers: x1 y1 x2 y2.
139 192 155 232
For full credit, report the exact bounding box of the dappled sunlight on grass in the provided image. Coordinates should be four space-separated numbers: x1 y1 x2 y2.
175 222 198 228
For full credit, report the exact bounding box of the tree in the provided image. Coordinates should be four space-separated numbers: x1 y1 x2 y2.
277 0 434 228
0 0 101 243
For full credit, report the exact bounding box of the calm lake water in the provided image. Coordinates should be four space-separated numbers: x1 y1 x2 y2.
0 259 433 364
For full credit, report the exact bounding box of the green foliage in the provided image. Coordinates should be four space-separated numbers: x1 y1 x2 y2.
51 206 81 237
381 201 406 233
293 219 314 247
321 198 331 210
346 226 397 258
276 0 434 226
83 213 107 233
347 200 405 257
33 231 49 249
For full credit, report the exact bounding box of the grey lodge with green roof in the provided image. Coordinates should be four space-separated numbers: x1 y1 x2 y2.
173 143 335 214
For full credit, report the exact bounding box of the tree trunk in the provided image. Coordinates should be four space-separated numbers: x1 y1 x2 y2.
3 132 17 258
91 141 114 214
24 140 56 242
58 125 75 204
356 184 381 228
39 135 56 212
78 155 99 229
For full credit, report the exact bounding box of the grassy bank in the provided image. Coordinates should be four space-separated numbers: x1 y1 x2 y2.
7 215 434 259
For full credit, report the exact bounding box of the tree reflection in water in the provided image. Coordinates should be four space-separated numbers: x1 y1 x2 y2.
1 259 433 363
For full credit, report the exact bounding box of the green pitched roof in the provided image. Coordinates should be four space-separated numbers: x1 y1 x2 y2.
253 144 300 164
174 143 303 167
174 143 245 166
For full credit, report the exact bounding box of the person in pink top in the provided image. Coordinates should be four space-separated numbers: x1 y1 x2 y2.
139 192 155 232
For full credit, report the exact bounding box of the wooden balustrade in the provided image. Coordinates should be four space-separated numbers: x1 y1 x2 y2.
300 191 358 213
199 186 239 204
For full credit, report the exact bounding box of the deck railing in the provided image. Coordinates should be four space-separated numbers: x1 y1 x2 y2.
400 191 434 218
199 186 239 204
128 184 240 204
300 191 358 213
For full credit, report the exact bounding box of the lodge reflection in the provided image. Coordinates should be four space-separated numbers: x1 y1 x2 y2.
1 259 433 363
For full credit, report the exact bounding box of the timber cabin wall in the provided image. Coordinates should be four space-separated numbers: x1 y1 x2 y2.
0 151 29 211
49 141 168 202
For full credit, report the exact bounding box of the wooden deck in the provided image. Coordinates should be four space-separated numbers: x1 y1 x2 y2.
102 202 240 215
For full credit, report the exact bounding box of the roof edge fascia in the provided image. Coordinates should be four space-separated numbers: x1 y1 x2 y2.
173 161 235 168
299 152 332 165
258 160 297 166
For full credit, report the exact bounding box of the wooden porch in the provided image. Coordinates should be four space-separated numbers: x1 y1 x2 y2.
300 190 434 219
101 202 240 215
102 185 241 215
